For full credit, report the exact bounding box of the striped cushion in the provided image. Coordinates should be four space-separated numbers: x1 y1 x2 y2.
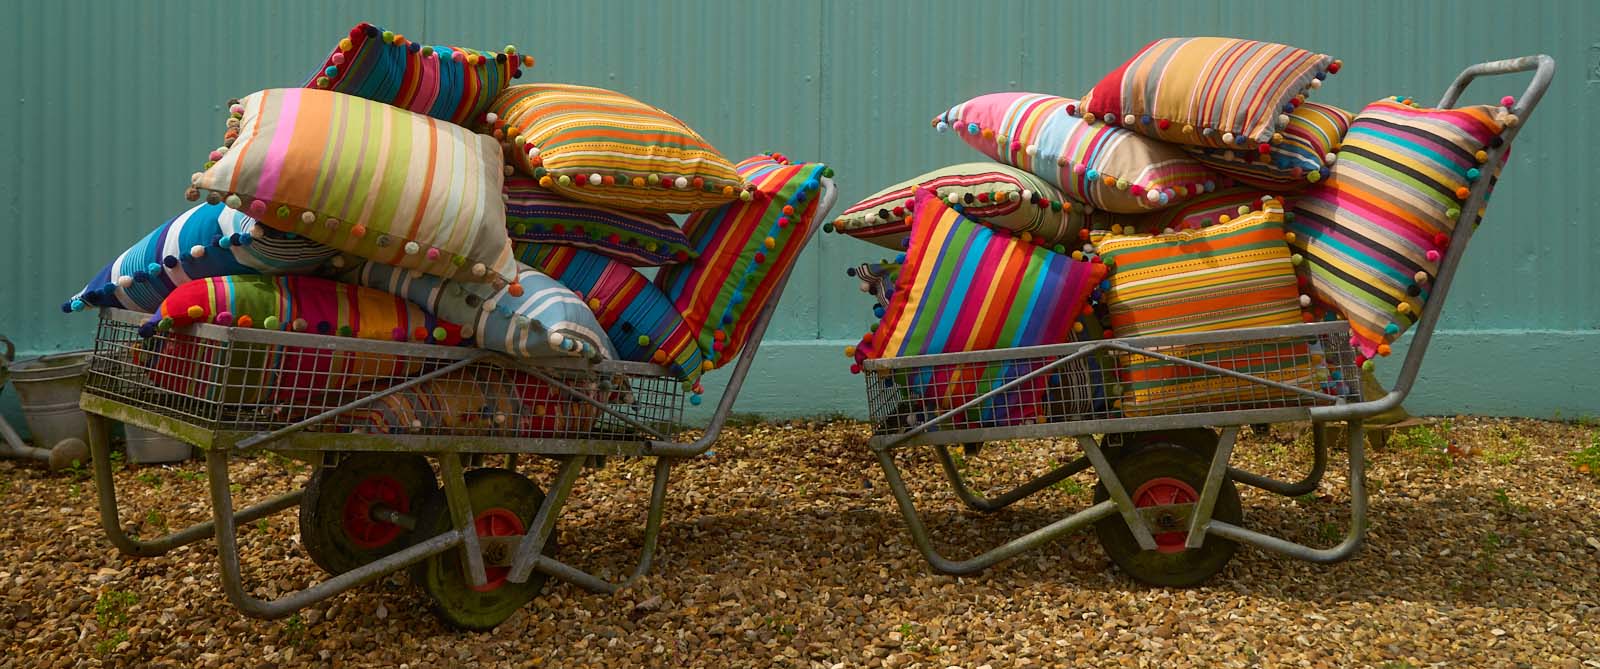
1289 99 1509 360
347 260 614 361
518 244 705 383
936 92 1221 213
504 175 694 266
489 84 746 214
861 189 1101 428
65 203 337 314
1095 199 1320 415
192 88 517 286
1106 188 1281 235
656 154 836 369
138 275 465 404
831 163 1092 249
304 22 531 127
1081 38 1338 150
1189 103 1352 188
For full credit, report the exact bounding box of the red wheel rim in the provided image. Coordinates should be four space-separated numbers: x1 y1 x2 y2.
1131 477 1199 554
341 476 409 549
470 508 525 592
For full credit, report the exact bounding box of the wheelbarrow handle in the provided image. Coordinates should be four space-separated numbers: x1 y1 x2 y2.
1438 54 1555 119
0 336 13 366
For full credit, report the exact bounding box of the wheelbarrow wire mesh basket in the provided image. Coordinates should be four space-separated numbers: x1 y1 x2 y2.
863 322 1363 439
82 309 685 445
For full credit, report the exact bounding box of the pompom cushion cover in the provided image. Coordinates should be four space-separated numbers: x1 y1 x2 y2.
831 163 1091 249
518 244 705 383
347 260 615 361
504 175 694 266
1288 99 1509 360
304 22 533 127
191 88 518 286
860 189 1102 429
655 154 837 369
488 83 747 214
324 370 602 439
1189 103 1353 188
851 261 900 309
1079 37 1338 150
936 92 1220 213
137 275 465 404
1106 188 1281 235
65 203 337 314
1095 199 1321 416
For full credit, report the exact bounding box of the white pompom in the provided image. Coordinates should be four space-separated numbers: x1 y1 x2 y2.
1299 294 1312 307
1024 145 1038 157
1146 189 1162 203
1123 114 1136 126
116 276 133 288
1021 189 1034 202
526 146 540 158
674 176 689 189
190 245 206 258
1221 132 1235 144
587 173 602 186
484 112 498 124
1309 79 1322 89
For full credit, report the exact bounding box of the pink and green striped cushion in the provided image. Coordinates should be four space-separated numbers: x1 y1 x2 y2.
831 163 1091 250
1289 98 1510 361
1188 103 1353 189
1080 37 1338 151
655 154 836 369
304 22 532 127
191 88 517 287
935 92 1221 214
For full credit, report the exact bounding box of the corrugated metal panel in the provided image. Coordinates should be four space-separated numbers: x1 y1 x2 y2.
1 0 1594 418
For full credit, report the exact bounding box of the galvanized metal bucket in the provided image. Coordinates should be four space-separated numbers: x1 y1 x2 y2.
8 350 93 450
125 424 194 464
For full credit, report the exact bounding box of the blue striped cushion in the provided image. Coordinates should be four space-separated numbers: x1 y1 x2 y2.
66 203 337 314
348 261 615 361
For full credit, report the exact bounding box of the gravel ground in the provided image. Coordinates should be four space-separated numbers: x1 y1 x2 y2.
1 417 1597 668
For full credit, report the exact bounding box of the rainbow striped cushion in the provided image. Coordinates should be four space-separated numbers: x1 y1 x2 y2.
1107 188 1280 235
65 203 337 314
1289 99 1509 361
831 163 1091 249
347 260 614 361
1096 199 1320 415
138 275 465 404
518 244 705 384
1080 38 1338 151
656 154 836 369
862 189 1101 429
192 88 517 287
488 84 746 214
1189 103 1353 188
504 175 694 266
935 92 1220 213
304 22 532 127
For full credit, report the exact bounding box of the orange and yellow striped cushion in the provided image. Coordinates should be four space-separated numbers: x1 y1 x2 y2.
1081 38 1338 151
488 84 747 214
1095 199 1320 415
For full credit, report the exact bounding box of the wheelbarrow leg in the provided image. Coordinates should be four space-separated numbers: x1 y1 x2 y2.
506 454 585 584
437 452 488 588
523 456 676 594
934 445 1091 513
204 446 466 619
1228 422 1328 498
87 413 301 558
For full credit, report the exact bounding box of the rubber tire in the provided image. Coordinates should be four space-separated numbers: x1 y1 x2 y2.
299 453 437 576
1111 428 1221 462
410 468 555 632
1093 444 1242 587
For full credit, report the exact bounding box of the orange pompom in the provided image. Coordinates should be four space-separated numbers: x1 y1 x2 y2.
507 283 525 297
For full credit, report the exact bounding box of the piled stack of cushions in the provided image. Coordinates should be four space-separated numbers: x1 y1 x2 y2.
830 163 1095 249
656 154 836 369
516 244 705 384
345 260 614 361
304 22 533 127
1188 103 1353 188
503 175 695 266
486 83 750 214
137 275 465 404
1288 98 1512 362
1094 199 1325 415
1078 37 1339 151
332 370 601 438
1106 188 1285 235
189 87 520 288
853 189 1103 428
934 92 1221 213
64 202 338 313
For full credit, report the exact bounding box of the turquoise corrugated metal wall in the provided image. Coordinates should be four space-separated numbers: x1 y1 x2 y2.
2 1 1596 431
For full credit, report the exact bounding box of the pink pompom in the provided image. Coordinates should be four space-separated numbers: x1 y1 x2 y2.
1500 96 1515 107
1426 249 1441 262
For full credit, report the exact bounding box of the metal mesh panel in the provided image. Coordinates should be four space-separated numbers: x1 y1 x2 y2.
864 325 1362 437
84 311 685 444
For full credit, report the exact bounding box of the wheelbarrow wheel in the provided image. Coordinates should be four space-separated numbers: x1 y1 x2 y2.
411 468 555 632
299 453 437 576
1093 444 1241 587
